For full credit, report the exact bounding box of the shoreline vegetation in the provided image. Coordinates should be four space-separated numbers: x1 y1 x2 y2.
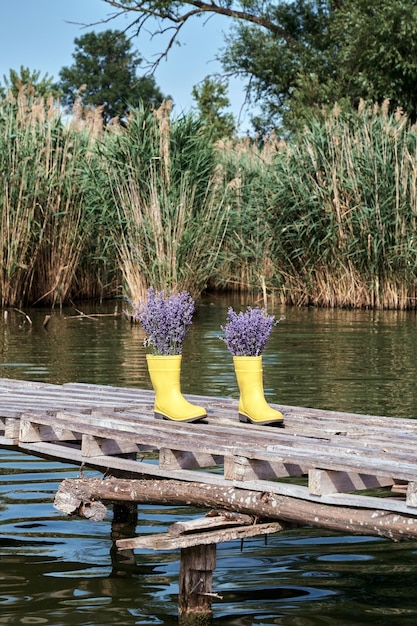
1 93 417 310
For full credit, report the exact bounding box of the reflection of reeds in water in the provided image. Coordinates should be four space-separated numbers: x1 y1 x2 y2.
106 102 229 302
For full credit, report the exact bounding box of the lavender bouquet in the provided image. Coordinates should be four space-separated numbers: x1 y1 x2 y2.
221 306 281 356
131 287 195 355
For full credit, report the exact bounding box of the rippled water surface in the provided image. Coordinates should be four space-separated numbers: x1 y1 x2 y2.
1 296 417 625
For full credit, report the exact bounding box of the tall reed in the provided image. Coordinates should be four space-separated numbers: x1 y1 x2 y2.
268 102 417 308
66 99 120 302
211 136 278 299
102 102 229 302
0 92 99 307
3 91 417 310
0 92 43 306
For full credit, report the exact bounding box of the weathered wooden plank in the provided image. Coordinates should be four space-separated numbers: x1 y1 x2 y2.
1 379 410 432
14 409 417 488
168 513 254 536
117 522 285 550
35 410 417 474
55 404 417 454
2 378 414 438
18 441 228 484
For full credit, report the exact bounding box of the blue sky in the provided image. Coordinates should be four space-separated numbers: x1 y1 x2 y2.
0 0 252 130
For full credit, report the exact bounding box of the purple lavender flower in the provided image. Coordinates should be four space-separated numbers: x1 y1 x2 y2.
131 287 195 355
221 306 279 356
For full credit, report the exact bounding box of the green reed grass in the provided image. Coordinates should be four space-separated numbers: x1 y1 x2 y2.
2 92 417 310
213 135 285 304
268 102 417 308
101 102 229 302
0 92 103 307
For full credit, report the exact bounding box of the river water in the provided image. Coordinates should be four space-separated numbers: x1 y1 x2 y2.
1 295 417 625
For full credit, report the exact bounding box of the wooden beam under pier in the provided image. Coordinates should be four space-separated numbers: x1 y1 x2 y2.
54 476 417 541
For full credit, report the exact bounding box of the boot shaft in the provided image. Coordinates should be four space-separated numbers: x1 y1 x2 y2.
146 354 182 394
233 355 265 393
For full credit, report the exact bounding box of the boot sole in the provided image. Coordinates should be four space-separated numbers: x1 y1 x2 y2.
239 413 285 427
154 412 207 423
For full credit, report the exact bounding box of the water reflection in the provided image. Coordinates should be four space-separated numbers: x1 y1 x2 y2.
1 298 417 418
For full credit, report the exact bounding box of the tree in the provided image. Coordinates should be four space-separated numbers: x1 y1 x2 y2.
57 29 166 123
98 1 417 133
0 66 61 100
192 78 236 140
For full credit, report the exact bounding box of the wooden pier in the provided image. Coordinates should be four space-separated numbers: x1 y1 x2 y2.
2 376 417 622
1 376 417 533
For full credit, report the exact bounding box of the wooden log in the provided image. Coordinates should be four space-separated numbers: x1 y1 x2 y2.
54 476 417 541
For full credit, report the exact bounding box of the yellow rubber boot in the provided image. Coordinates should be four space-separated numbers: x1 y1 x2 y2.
146 355 207 422
233 356 284 426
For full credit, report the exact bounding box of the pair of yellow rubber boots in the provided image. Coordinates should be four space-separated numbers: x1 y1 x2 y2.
146 354 284 426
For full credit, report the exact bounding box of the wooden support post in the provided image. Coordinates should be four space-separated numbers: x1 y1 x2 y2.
308 468 394 496
178 543 216 626
160 447 223 471
406 482 417 508
4 417 20 440
224 455 305 481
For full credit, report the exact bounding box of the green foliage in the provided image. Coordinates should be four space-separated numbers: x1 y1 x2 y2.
57 29 166 123
327 1 417 119
223 0 417 132
192 77 236 140
3 85 417 309
100 1 417 133
214 137 280 296
0 66 61 100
